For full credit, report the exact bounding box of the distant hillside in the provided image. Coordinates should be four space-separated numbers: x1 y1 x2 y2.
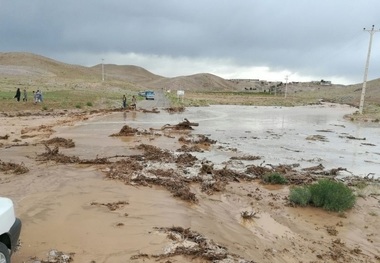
0 52 98 80
91 64 164 83
283 78 380 108
1 52 379 103
143 73 239 91
0 52 239 91
346 79 380 105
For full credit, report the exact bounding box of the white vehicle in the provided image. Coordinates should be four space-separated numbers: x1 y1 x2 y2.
0 197 21 263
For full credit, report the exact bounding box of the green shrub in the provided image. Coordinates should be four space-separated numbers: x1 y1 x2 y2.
263 172 288 184
86 102 93 107
75 104 82 109
289 186 311 206
289 179 356 212
309 179 356 212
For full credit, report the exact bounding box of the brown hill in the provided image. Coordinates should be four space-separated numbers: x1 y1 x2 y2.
1 52 379 103
0 52 98 80
91 64 164 83
349 79 380 104
142 73 238 91
0 52 237 92
294 80 380 107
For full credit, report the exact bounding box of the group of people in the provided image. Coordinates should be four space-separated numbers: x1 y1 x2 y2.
16 88 138 108
14 88 43 103
123 95 136 110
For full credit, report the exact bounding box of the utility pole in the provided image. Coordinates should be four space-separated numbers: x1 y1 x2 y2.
284 75 289 98
359 25 379 114
102 58 105 82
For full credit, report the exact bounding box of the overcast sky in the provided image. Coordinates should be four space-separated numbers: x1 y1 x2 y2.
1 0 380 85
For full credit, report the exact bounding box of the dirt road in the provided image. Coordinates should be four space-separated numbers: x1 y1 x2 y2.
136 90 171 109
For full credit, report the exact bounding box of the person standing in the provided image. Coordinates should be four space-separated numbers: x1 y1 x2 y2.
122 95 127 109
131 95 136 110
36 90 42 102
22 88 27 102
14 88 21 102
33 91 37 104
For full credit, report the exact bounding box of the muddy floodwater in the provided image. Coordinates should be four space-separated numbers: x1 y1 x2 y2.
59 103 379 178
3 103 380 263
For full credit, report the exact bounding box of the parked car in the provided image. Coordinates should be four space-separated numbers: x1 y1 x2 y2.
138 91 146 97
0 197 21 263
145 91 155 100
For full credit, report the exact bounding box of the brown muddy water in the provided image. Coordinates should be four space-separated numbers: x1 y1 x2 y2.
61 103 379 178
2 103 380 263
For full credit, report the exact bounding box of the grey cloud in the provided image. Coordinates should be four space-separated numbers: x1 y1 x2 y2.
1 0 380 84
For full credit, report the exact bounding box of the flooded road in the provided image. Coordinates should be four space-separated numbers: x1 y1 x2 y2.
61 103 379 178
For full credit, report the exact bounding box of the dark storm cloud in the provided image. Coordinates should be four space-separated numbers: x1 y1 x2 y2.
1 0 380 84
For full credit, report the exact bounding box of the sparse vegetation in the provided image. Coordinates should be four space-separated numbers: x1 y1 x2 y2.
289 179 356 212
0 52 380 121
263 172 288 184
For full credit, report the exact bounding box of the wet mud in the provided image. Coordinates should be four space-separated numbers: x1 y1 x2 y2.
1 103 380 263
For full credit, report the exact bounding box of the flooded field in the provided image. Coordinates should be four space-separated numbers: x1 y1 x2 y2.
62 103 379 178
1 103 379 263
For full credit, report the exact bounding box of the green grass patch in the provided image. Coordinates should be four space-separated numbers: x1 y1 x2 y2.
0 88 127 111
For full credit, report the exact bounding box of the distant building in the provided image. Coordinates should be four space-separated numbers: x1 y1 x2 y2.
312 80 332 86
320 80 332 86
228 79 260 83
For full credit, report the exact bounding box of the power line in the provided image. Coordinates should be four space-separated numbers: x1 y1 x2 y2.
359 25 379 114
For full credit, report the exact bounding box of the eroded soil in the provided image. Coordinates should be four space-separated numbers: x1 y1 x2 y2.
0 105 379 263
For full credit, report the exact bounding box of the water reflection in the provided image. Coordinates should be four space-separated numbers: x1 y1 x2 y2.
62 104 379 178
